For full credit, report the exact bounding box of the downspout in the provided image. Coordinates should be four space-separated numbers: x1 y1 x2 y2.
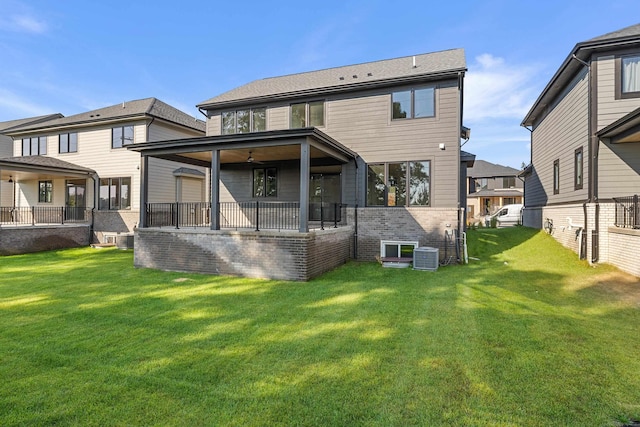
457 70 465 259
353 156 360 260
571 53 596 262
522 125 532 223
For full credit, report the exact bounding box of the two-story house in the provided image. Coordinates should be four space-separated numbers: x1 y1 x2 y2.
467 160 523 220
521 23 640 277
0 98 205 254
130 49 474 280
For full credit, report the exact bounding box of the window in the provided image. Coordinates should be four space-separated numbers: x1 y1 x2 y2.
59 132 78 153
99 177 131 210
392 87 435 119
574 147 583 190
38 180 53 203
553 159 560 195
252 168 277 197
366 161 431 207
503 177 516 188
477 178 488 190
21 136 47 156
622 55 640 94
112 125 134 148
290 101 324 128
222 107 267 134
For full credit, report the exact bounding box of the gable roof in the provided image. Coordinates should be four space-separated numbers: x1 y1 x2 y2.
0 114 64 133
5 98 205 135
198 49 466 109
522 23 640 126
468 160 519 178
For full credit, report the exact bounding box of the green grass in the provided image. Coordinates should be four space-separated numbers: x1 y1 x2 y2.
1 227 639 426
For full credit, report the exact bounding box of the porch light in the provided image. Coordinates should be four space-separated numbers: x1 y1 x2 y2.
8 176 12 183
247 152 254 163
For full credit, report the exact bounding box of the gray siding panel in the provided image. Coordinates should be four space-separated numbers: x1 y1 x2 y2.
598 141 640 198
529 68 589 207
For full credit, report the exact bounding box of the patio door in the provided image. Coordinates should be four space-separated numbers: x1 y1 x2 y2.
66 180 86 221
309 173 341 221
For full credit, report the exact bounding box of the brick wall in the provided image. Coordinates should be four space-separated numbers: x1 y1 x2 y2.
0 225 90 255
607 227 640 277
134 226 353 281
354 207 460 261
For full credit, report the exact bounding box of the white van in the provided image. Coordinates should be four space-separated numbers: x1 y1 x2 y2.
485 204 523 228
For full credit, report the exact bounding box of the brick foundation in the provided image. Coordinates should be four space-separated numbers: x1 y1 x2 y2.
0 225 91 255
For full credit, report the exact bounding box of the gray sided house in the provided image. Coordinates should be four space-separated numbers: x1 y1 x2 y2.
521 23 640 277
0 98 205 255
467 160 523 220
132 49 474 280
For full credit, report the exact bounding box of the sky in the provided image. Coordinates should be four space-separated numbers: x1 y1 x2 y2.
1 0 639 169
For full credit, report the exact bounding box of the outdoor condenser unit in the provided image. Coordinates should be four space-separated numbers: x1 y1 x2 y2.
413 247 439 271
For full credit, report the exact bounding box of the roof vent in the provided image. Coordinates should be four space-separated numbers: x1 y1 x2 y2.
352 74 357 79
367 72 373 77
412 56 417 68
339 76 344 80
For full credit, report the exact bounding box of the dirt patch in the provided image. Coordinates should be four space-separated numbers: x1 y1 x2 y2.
586 270 640 307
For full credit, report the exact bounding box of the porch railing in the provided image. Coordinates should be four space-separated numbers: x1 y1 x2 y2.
0 206 91 226
613 195 640 229
145 202 347 231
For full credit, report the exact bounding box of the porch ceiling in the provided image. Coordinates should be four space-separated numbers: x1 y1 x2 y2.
597 107 640 143
128 127 358 167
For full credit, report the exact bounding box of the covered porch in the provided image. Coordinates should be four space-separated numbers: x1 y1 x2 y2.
128 128 359 280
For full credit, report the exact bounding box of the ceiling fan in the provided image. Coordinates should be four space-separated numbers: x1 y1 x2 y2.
246 151 264 164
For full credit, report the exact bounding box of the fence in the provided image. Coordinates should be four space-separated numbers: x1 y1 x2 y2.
613 195 639 229
145 202 347 231
0 206 90 226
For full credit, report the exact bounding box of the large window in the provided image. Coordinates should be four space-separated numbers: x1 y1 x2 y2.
392 87 435 119
112 126 134 148
59 132 78 153
38 180 53 203
99 177 131 210
290 101 324 128
252 168 277 197
222 107 267 134
574 147 583 190
366 161 431 207
553 159 560 195
22 136 47 156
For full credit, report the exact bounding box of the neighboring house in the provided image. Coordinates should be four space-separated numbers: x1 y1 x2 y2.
0 98 205 254
467 160 523 220
1 114 64 208
131 49 474 280
521 23 640 278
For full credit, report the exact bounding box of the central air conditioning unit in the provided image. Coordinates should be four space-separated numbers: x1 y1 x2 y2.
413 247 439 271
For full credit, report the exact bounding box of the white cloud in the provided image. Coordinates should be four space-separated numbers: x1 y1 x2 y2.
464 54 542 122
10 15 47 33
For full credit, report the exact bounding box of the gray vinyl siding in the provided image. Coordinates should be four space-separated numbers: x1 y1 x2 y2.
595 53 640 198
596 53 640 130
528 67 589 207
220 161 301 203
206 79 461 208
148 122 203 142
0 134 12 157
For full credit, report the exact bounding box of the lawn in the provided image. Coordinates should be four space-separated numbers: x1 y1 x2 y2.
0 227 639 426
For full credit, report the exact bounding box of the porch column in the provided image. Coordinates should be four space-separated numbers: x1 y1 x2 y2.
299 141 310 232
139 155 149 228
210 149 220 230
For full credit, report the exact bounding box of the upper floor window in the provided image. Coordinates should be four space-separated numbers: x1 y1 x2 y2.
553 159 560 195
392 87 435 119
574 147 583 190
99 177 131 210
290 101 324 128
503 177 516 188
38 180 53 203
366 161 430 207
222 107 266 134
476 178 488 191
22 136 47 156
622 55 640 94
252 168 277 197
59 132 78 154
112 125 134 148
